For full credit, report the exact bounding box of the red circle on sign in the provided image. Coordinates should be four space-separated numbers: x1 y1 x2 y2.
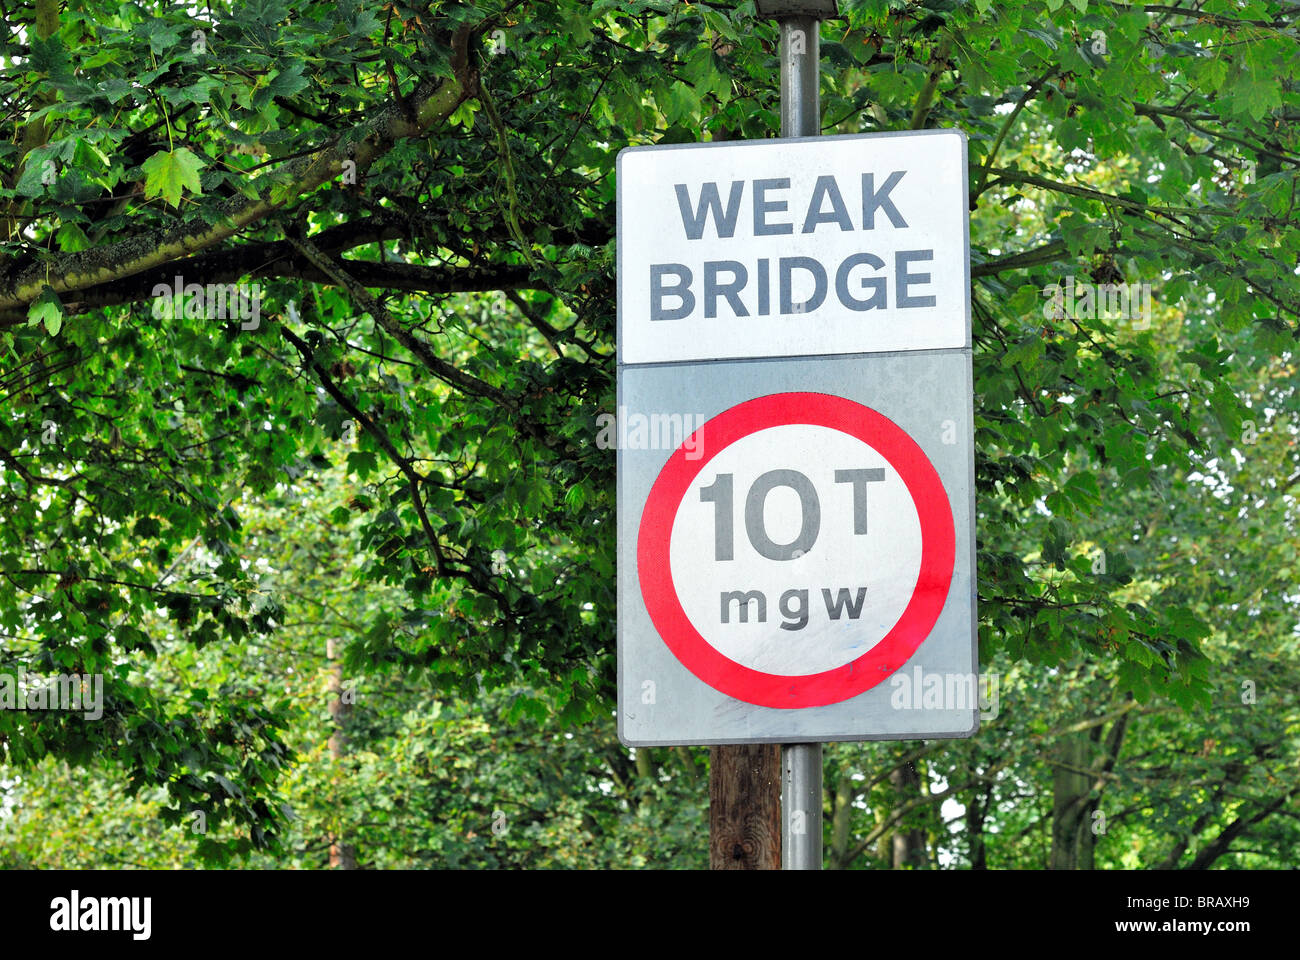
637 392 955 709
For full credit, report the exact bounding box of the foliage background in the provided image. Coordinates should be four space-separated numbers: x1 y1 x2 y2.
0 0 1296 868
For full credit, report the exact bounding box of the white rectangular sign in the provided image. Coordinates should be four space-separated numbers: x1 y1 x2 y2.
617 129 969 364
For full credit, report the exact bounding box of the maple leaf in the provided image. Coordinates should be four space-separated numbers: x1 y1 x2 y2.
141 147 206 207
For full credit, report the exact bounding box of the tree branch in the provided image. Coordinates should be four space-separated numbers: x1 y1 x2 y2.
0 28 480 309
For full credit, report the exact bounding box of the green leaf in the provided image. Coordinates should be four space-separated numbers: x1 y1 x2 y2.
14 146 57 198
684 47 730 105
27 285 64 336
662 81 700 126
29 35 73 80
141 148 206 208
562 8 593 47
266 63 308 100
347 450 378 479
180 77 221 106
55 222 91 252
1229 65 1282 120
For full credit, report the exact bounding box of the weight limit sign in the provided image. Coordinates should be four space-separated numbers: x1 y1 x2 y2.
638 392 954 709
617 351 976 746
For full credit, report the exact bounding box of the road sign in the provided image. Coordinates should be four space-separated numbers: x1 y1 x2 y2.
639 391 954 709
617 131 975 746
617 130 969 364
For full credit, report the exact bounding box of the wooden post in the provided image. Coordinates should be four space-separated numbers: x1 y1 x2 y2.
326 637 358 870
709 744 782 869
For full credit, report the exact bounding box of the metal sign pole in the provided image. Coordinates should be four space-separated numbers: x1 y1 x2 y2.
782 740 822 869
778 14 820 139
771 4 827 871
